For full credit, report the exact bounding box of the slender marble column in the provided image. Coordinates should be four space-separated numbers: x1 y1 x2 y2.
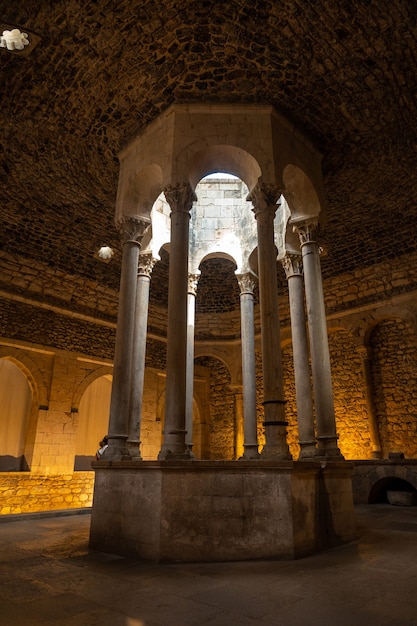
158 182 196 460
127 253 158 459
293 217 343 460
104 216 150 460
236 272 259 459
282 252 317 459
248 182 291 460
185 272 200 455
357 345 383 459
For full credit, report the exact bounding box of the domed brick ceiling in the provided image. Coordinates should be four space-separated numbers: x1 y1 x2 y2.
1 0 417 327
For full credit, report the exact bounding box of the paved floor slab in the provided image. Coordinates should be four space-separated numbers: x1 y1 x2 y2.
0 504 417 625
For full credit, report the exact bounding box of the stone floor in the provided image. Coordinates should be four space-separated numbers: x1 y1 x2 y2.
1 504 417 626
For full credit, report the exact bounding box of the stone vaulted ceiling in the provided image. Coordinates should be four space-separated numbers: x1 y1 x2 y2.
1 0 417 317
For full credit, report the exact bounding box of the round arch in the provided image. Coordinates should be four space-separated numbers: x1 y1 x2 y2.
116 163 164 222
282 164 323 221
187 144 263 191
74 372 113 470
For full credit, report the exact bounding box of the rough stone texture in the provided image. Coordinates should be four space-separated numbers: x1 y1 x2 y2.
0 472 94 514
370 318 417 458
1 0 417 321
329 330 373 459
194 356 235 459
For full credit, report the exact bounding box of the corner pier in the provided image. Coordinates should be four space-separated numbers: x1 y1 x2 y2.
89 460 355 563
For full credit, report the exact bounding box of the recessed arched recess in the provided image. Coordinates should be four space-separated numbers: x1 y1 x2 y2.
0 359 32 471
116 163 164 223
188 145 262 192
282 164 322 221
368 476 417 504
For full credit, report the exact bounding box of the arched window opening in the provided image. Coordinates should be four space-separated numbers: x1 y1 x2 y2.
0 359 32 471
74 375 112 470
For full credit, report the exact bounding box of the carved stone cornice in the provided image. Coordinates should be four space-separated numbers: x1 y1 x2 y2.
138 253 158 278
247 180 282 220
117 216 151 245
282 253 303 279
292 217 319 245
236 272 257 295
164 182 197 214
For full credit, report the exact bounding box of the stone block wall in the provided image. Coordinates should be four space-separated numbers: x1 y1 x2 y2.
0 472 94 514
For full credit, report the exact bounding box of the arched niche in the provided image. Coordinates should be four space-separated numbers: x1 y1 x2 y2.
116 163 163 223
74 374 112 470
0 359 32 471
282 164 323 221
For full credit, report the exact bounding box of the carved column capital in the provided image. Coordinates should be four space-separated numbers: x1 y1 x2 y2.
292 217 319 245
282 253 303 279
117 216 151 245
248 180 282 220
188 272 200 296
164 181 197 214
236 272 257 295
138 253 158 278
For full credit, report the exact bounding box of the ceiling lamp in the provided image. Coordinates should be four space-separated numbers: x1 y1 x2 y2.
97 246 114 262
0 23 40 56
0 28 29 51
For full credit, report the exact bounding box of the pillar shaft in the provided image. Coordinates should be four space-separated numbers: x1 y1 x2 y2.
127 253 157 459
185 272 200 453
294 218 343 460
231 387 244 459
159 183 196 460
282 253 316 459
237 272 259 459
105 216 150 460
249 182 290 460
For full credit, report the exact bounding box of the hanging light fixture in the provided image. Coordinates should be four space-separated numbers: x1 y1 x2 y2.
0 28 29 51
0 23 40 56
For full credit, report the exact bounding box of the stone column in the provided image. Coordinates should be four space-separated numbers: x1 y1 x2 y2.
248 182 291 460
230 386 244 459
127 253 158 459
282 252 317 459
158 182 196 460
104 216 150 460
357 345 383 459
293 217 343 460
185 271 200 455
236 272 259 459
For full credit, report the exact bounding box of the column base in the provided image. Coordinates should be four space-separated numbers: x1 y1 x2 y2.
102 435 131 461
158 438 193 460
298 441 318 460
260 422 292 461
371 450 383 459
317 436 345 461
240 445 260 460
127 439 142 461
